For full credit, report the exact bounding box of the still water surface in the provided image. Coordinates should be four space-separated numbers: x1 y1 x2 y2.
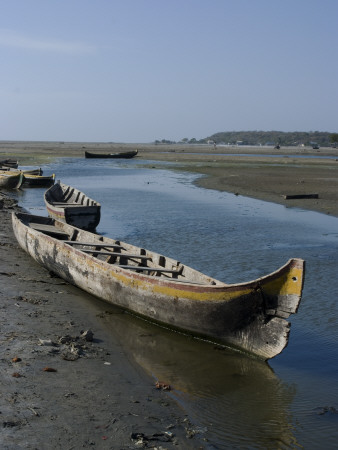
17 157 338 449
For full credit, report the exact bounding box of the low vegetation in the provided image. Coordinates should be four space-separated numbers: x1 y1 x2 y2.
155 131 337 147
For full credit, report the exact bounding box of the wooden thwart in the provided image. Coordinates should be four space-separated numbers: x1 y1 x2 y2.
118 264 182 274
80 249 152 259
283 194 319 200
64 241 124 249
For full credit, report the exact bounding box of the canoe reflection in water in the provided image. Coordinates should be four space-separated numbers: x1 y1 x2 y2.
98 307 299 449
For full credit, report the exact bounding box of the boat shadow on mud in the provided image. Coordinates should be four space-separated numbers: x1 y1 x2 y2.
97 305 299 448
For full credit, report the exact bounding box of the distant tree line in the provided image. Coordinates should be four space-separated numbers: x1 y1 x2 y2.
155 131 338 147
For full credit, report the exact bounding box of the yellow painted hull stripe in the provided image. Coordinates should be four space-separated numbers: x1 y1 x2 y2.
72 249 303 303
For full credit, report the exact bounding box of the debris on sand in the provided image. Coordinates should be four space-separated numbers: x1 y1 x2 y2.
155 381 171 391
80 329 94 341
38 338 56 346
131 431 176 446
11 356 22 362
61 343 81 361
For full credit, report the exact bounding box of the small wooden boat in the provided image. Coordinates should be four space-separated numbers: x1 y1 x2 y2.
21 168 43 176
84 149 138 159
0 167 43 175
0 158 19 168
44 182 101 231
23 173 55 187
0 171 23 189
12 211 305 360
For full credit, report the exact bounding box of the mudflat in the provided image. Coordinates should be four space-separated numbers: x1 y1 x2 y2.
1 140 338 216
0 140 337 448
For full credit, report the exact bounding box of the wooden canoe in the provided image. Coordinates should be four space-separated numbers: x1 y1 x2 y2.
0 167 43 175
44 182 101 231
12 211 305 360
21 168 43 176
23 173 55 187
0 159 18 168
84 150 138 159
0 171 24 189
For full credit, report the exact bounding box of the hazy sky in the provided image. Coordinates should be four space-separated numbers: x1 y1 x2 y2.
1 0 337 143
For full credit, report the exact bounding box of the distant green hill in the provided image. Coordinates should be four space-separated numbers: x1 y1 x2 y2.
202 131 333 146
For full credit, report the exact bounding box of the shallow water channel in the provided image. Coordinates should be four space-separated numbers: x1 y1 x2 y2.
17 157 338 449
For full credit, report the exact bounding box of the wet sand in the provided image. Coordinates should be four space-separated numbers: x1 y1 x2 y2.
1 141 337 447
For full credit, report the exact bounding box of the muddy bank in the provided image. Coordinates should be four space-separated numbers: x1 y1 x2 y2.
189 159 338 217
0 193 204 449
1 140 338 217
136 145 338 217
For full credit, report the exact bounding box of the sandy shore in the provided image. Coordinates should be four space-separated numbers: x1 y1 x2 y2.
1 140 338 216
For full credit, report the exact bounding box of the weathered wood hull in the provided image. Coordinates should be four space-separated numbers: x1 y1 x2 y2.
12 212 305 360
0 171 23 189
44 182 101 231
84 150 138 159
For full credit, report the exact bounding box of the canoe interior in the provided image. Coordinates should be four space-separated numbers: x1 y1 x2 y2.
17 212 222 286
45 182 100 208
44 182 101 231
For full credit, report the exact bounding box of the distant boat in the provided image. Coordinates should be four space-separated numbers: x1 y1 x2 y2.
0 159 19 169
84 149 138 159
12 211 305 360
0 171 23 189
23 173 55 187
44 182 101 231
